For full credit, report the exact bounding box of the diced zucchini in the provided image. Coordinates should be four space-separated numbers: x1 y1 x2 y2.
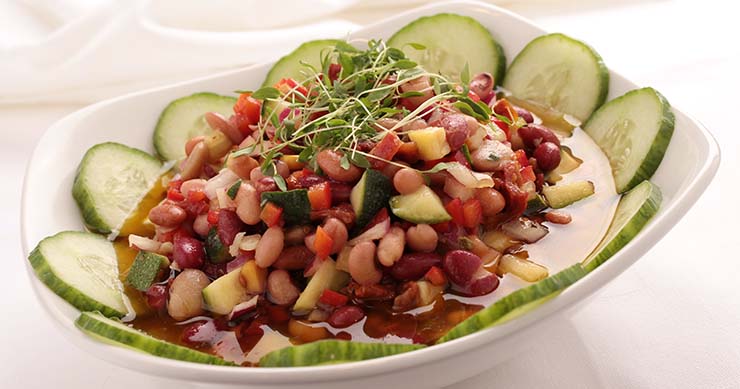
126 251 167 291
525 194 548 214
407 127 451 161
293 259 349 314
389 185 451 224
546 146 582 184
205 227 231 264
350 169 392 228
260 189 311 225
542 180 595 209
202 268 250 315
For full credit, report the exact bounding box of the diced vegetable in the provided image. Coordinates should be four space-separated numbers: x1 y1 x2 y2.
126 251 167 291
542 180 595 208
293 259 348 314
408 127 451 161
261 190 311 225
498 254 549 282
350 169 392 229
390 186 451 224
202 268 250 315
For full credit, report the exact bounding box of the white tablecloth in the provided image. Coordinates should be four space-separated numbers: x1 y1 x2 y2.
3 1 739 388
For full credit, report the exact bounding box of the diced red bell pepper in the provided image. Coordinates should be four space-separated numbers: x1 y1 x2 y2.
319 289 348 307
260 202 283 227
233 93 261 128
308 182 332 211
276 78 308 100
424 266 447 286
187 189 207 203
168 179 183 190
492 98 519 123
365 208 389 230
396 141 420 164
314 226 334 259
445 198 466 226
368 131 402 169
207 209 220 225
167 188 185 202
462 198 483 229
328 63 342 82
467 91 481 102
514 149 529 167
431 221 451 233
520 165 536 183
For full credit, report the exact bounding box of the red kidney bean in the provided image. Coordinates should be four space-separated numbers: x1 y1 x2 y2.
328 305 366 328
172 234 205 269
201 261 226 279
254 177 278 194
146 284 168 310
533 142 561 171
390 253 441 281
518 124 560 149
330 181 353 203
469 72 494 101
514 107 534 124
273 245 314 270
217 209 243 246
148 202 187 227
287 170 326 189
436 114 471 150
316 149 362 182
399 75 434 110
467 272 500 296
442 250 483 286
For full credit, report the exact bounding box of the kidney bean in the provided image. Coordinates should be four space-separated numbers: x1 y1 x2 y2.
217 209 243 246
514 107 534 124
533 142 561 171
323 217 348 255
348 241 382 285
328 306 366 328
267 270 300 306
273 245 313 270
442 250 483 286
255 226 285 268
284 225 312 245
287 170 326 190
518 124 560 149
185 136 206 156
438 114 471 150
330 181 353 203
316 149 362 182
167 269 209 321
469 72 494 101
172 234 205 269
146 284 168 310
475 187 506 217
405 224 438 253
390 252 441 281
180 179 207 198
466 271 500 296
377 226 405 266
235 183 260 225
226 154 258 180
148 202 187 227
399 75 434 110
180 141 209 180
205 111 244 144
254 177 278 194
393 168 424 195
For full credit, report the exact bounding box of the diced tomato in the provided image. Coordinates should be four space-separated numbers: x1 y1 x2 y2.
187 189 207 203
396 141 420 164
520 165 536 183
514 149 529 167
445 198 466 226
319 289 348 307
492 99 519 123
467 91 481 102
328 63 342 82
167 188 185 202
233 93 261 127
431 221 451 233
425 266 447 286
369 132 402 169
308 182 332 210
462 198 483 229
314 226 334 259
260 202 283 227
275 78 308 100
207 209 220 225
168 179 183 190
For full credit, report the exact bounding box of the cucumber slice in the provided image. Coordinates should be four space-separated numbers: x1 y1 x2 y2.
389 185 451 224
503 33 608 122
388 13 506 84
72 142 163 235
76 312 233 366
584 87 675 193
262 39 342 87
438 264 586 343
202 269 250 315
350 169 392 228
542 180 595 209
28 231 127 318
260 189 311 225
259 339 424 367
153 92 237 161
125 251 167 292
583 180 661 272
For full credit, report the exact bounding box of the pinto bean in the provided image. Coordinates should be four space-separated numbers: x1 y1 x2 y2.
205 111 244 144
185 136 206 156
469 72 494 101
405 224 438 253
167 269 209 321
316 149 362 182
226 155 258 180
471 139 515 172
255 226 285 268
148 202 187 227
180 141 209 180
399 76 434 110
235 183 260 225
393 168 424 195
180 178 207 198
475 187 506 217
348 241 382 285
323 217 348 255
377 226 405 266
193 213 210 237
267 270 300 306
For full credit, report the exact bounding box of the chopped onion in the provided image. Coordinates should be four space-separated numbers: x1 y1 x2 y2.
227 295 258 321
501 217 549 243
128 234 161 252
228 232 246 257
347 217 390 245
216 187 236 210
204 168 239 200
239 234 261 251
445 162 493 188
226 254 251 273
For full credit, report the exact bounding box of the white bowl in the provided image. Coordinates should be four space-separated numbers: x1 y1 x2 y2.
21 1 720 388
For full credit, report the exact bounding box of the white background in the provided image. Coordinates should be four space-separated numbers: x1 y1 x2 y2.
2 0 739 388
